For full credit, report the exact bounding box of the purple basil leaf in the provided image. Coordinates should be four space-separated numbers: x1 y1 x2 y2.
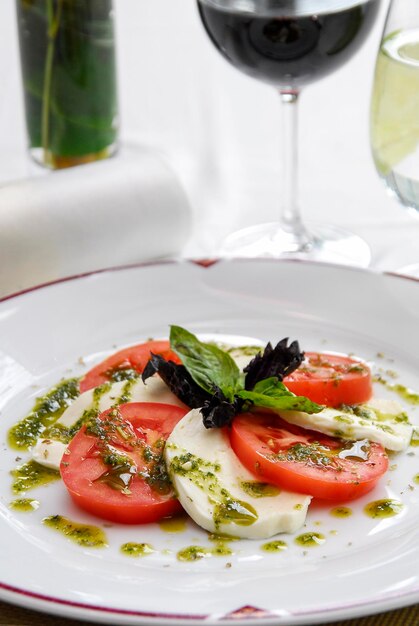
200 388 247 429
142 353 211 408
244 338 304 391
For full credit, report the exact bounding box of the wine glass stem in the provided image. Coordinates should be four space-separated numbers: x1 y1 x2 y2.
279 90 313 250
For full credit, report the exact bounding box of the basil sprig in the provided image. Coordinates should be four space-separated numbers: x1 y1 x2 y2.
166 326 323 428
169 326 243 401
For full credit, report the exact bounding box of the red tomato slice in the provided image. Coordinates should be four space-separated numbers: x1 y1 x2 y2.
80 340 180 392
230 412 388 501
60 402 188 524
284 352 372 407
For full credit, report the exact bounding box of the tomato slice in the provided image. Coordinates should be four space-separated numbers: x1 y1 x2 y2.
283 352 372 407
60 402 188 524
230 412 388 501
80 340 180 392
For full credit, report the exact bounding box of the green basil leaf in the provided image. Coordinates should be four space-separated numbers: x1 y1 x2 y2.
17 0 118 158
251 377 295 397
238 377 323 414
169 326 243 399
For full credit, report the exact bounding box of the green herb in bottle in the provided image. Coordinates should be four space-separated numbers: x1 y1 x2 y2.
16 0 118 169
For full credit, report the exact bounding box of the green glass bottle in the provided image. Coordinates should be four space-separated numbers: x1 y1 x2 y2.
16 0 118 169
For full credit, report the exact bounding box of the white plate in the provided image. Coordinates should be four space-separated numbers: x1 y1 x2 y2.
0 259 418 625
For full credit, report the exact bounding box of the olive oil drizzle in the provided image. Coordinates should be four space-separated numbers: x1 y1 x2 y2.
159 515 188 533
374 377 419 406
115 377 139 404
8 378 80 450
240 481 280 498
11 460 60 494
43 515 108 548
364 499 404 518
9 498 39 512
177 542 233 562
294 532 326 547
86 408 173 497
411 429 419 447
330 506 353 518
261 540 288 552
120 542 154 557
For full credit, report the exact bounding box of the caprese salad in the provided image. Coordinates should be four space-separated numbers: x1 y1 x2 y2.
10 326 414 540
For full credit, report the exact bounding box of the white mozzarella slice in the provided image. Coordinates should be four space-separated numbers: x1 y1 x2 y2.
165 409 311 539
279 398 413 452
32 439 67 470
32 376 185 470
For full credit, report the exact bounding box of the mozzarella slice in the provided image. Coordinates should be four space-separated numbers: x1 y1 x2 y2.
32 439 67 470
279 398 413 452
165 409 311 539
32 376 185 470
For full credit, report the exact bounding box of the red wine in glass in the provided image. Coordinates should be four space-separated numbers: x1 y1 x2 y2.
197 0 380 263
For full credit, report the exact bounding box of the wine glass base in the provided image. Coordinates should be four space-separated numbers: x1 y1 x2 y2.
218 222 371 267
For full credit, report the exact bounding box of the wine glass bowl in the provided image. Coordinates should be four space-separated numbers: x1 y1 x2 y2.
370 1 419 275
371 27 419 212
197 0 381 263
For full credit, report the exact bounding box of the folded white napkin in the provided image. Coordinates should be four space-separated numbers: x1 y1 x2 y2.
0 147 192 297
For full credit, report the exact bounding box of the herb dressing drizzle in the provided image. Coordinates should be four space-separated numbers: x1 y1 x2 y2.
9 498 39 512
8 378 80 450
11 460 60 493
43 515 108 548
120 542 154 557
364 499 403 518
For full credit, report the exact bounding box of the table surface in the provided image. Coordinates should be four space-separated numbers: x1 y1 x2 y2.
0 600 417 626
0 1 418 624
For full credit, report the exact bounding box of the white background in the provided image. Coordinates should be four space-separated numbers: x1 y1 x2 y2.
1 0 418 267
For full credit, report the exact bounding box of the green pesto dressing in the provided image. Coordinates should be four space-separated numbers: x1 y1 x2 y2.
341 402 410 428
115 377 139 404
120 542 154 557
94 462 136 494
107 366 138 383
374 378 419 406
43 381 118 445
177 542 233 562
9 498 39 512
11 460 60 494
87 408 173 497
213 498 258 527
411 429 419 447
207 532 240 542
43 515 108 548
294 532 326 547
261 540 288 553
364 499 403 519
8 378 80 450
159 515 188 533
276 441 338 467
92 381 112 404
330 506 353 518
169 451 258 529
240 481 280 498
413 474 419 485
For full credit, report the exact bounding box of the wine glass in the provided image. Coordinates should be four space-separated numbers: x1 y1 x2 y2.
197 0 380 264
370 0 419 276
